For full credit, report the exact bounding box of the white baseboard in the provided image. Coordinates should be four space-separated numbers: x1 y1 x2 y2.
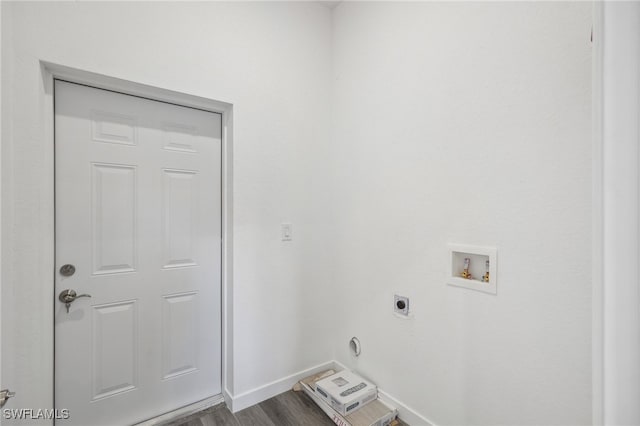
377 389 435 426
226 360 339 412
225 359 436 425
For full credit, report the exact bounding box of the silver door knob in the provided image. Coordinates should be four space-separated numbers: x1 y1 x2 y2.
59 289 91 313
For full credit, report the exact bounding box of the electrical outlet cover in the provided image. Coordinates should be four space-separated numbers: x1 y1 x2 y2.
394 295 409 315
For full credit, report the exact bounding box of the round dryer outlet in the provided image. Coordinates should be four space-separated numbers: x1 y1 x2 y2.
394 295 409 315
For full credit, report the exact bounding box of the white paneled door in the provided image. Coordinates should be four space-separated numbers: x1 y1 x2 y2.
54 80 221 425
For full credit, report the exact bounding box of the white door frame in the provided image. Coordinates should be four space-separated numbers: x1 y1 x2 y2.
42 62 235 420
592 2 640 425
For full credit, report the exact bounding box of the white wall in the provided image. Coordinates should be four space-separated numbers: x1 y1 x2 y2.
2 2 595 424
330 2 592 425
0 0 4 401
0 2 13 416
1 0 333 415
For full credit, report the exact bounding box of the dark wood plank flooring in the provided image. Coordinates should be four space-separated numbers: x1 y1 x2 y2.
163 390 407 426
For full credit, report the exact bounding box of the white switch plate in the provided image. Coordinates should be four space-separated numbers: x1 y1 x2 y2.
281 223 293 241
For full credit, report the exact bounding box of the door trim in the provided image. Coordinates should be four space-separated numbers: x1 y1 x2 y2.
592 3 640 424
42 61 235 417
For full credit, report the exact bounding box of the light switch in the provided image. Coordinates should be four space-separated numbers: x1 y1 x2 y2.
281 223 293 241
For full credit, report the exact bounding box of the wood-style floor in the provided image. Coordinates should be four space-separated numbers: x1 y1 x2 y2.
163 390 407 426
164 391 336 426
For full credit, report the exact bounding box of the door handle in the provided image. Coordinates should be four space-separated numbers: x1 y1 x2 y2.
0 389 15 408
59 289 92 313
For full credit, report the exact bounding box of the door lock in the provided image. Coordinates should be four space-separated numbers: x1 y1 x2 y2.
59 289 91 313
59 264 76 277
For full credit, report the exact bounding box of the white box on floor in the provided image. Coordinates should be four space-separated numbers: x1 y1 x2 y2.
315 370 378 416
299 380 397 426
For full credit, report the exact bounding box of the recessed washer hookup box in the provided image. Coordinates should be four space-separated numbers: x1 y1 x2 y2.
315 370 378 416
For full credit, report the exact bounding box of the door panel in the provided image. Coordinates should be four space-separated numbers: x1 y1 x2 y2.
91 300 138 400
161 292 198 379
92 163 137 274
162 168 198 268
54 80 221 426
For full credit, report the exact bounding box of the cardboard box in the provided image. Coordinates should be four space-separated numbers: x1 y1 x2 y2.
315 370 378 416
300 380 397 426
